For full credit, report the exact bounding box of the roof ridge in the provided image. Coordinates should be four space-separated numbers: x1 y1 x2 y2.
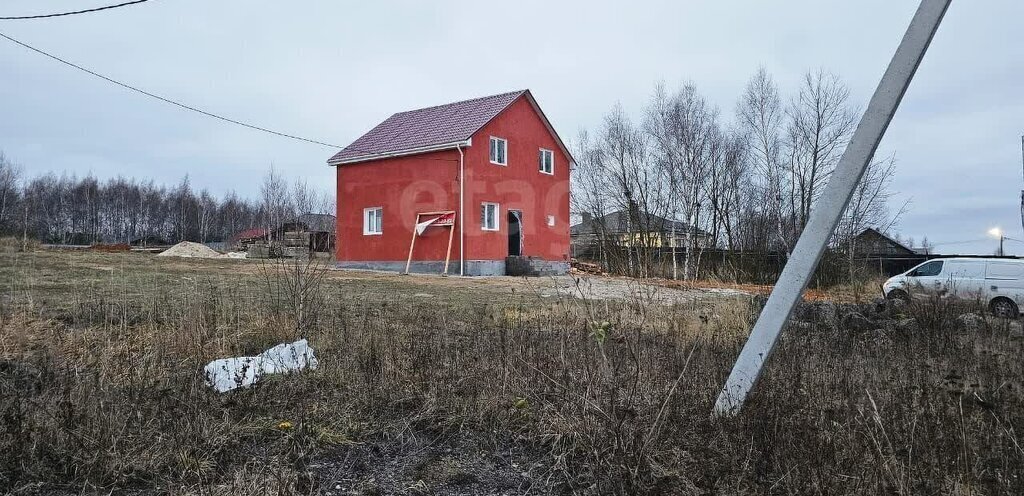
393 89 528 116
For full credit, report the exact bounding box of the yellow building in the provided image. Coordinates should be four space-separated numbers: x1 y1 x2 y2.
570 210 710 256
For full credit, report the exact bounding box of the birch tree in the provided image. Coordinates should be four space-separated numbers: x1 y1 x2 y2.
785 69 858 236
0 153 21 235
598 105 659 277
571 105 662 276
644 84 685 278
645 83 720 279
260 166 291 241
836 154 907 278
709 129 749 251
737 67 786 252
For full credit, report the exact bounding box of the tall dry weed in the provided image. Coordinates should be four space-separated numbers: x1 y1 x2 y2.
0 253 1021 494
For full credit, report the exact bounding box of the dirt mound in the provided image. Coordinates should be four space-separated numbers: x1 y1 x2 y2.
157 241 221 258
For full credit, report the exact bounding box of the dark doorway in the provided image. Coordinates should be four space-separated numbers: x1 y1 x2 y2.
508 210 522 256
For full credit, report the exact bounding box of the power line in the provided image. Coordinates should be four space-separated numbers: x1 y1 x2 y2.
0 0 152 20
0 32 462 162
929 238 991 246
0 31 345 149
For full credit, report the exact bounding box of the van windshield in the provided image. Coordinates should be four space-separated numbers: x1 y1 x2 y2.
911 260 943 277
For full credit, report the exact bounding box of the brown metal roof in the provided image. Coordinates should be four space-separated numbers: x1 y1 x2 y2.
327 90 527 165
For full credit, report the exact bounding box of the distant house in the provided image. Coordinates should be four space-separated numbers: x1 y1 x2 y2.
328 90 572 276
297 213 336 233
850 228 916 257
129 234 170 247
274 218 335 253
231 228 269 249
570 209 711 257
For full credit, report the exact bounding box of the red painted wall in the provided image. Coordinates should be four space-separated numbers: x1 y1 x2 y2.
336 95 571 265
462 97 571 262
336 149 461 262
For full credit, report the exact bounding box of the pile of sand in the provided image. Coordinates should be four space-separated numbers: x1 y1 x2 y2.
157 241 222 258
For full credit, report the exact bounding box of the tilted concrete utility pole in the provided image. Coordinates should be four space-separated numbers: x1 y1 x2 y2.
713 0 952 416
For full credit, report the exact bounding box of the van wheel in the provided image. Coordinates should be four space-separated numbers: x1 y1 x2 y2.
990 298 1019 319
886 289 910 302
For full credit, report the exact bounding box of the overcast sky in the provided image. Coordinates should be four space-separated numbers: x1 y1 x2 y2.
1 1 1021 254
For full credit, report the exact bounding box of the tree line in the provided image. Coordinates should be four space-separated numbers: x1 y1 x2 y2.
571 68 907 278
2 67 905 267
0 155 332 246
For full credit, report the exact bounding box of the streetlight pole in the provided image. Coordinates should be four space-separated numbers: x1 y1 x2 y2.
989 227 1007 256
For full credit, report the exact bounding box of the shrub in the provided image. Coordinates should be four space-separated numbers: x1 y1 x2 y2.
0 236 40 253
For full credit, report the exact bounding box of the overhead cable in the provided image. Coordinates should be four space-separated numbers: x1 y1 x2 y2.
0 31 345 149
0 0 152 20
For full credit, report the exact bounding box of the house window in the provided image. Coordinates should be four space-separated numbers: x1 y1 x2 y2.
547 215 556 226
481 202 499 231
539 149 554 175
489 137 507 165
363 207 382 235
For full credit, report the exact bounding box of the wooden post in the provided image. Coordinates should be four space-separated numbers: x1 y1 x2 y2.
404 213 421 274
406 211 456 275
443 213 456 275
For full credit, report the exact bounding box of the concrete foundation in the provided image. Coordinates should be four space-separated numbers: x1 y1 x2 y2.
337 260 506 276
338 258 568 276
505 256 570 276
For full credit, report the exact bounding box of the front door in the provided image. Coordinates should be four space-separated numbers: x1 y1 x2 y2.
508 210 522 256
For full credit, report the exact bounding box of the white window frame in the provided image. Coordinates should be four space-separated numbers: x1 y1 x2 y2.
539 148 554 175
489 136 508 166
547 215 556 226
363 207 383 235
481 202 500 231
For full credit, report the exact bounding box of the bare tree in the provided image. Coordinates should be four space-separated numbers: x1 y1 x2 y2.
0 151 277 245
570 129 615 269
599 104 659 277
566 68 905 284
260 166 291 240
644 84 685 278
645 83 720 279
837 154 905 242
709 129 749 251
836 154 908 278
736 67 787 253
196 189 217 243
919 236 933 255
0 153 22 235
170 175 195 242
785 69 858 236
571 105 663 277
291 179 333 223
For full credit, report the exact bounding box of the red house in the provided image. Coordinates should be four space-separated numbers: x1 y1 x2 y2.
329 90 572 276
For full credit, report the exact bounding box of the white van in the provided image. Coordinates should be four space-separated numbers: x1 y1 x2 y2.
882 258 1024 317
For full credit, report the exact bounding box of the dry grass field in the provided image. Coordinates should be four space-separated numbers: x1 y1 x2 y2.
1 247 1023 495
